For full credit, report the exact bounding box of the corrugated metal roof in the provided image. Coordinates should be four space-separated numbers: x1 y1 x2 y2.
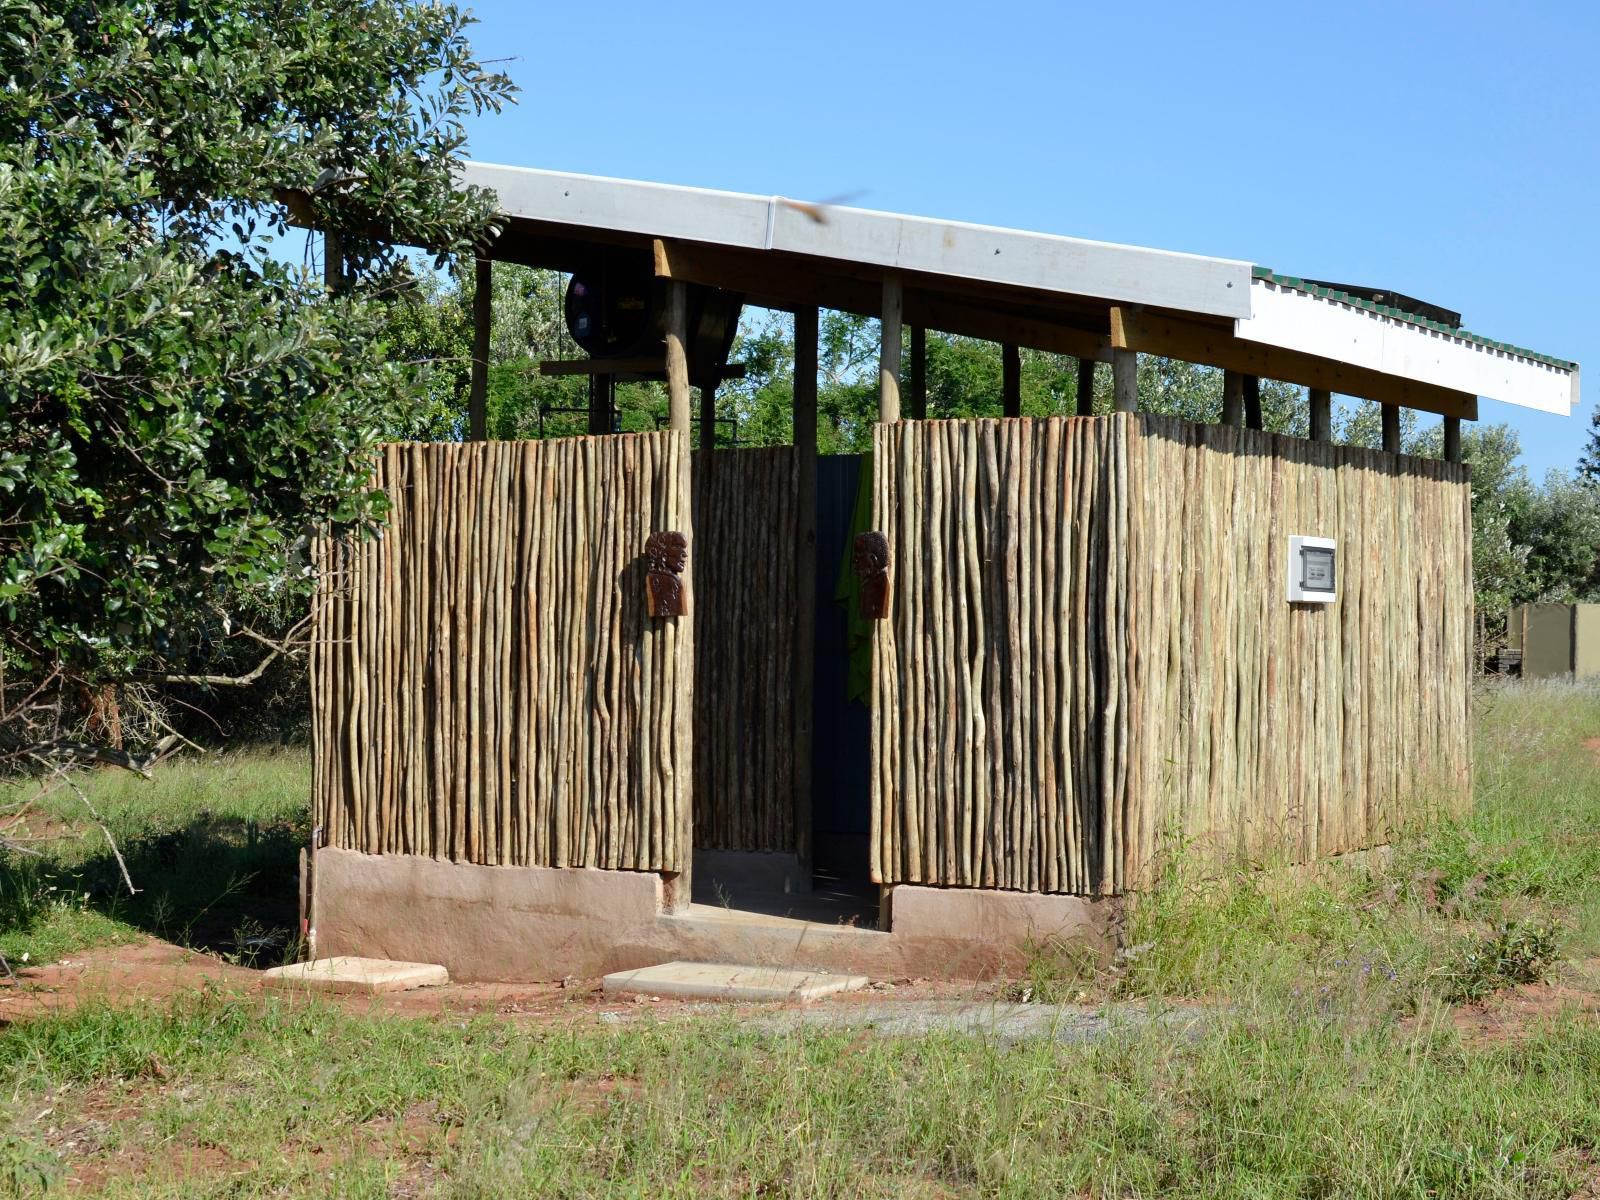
457 163 1578 413
1252 267 1576 371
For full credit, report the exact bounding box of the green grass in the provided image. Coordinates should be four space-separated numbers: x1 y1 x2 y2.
1 989 1599 1197
0 751 309 966
3 684 1600 1196
1063 678 1600 1011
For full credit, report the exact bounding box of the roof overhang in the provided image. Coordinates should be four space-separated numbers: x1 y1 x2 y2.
461 162 1580 420
463 162 1252 320
1237 275 1578 417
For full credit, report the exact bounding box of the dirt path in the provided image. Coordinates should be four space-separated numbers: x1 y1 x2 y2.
7 936 1600 1048
0 935 979 1028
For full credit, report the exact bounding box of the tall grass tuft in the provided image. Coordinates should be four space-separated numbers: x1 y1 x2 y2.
1112 679 1600 1010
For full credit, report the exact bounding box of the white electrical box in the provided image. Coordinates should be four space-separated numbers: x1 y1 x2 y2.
1287 536 1337 603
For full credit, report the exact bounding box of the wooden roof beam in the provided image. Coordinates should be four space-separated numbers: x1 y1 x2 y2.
653 237 880 314
904 291 1113 363
653 238 1114 362
1109 306 1478 421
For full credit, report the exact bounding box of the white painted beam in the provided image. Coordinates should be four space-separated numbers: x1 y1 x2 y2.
462 162 1252 320
1237 278 1577 416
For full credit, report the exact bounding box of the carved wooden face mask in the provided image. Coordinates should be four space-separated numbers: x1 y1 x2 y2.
853 531 891 620
645 531 689 617
646 531 688 576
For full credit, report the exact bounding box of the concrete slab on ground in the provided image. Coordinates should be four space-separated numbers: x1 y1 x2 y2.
743 999 1214 1042
603 961 868 1002
740 1000 1215 1043
262 956 449 994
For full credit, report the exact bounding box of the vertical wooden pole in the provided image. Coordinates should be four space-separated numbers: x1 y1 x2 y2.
469 257 491 442
324 230 344 294
1309 387 1332 442
909 325 927 420
1076 357 1097 416
1002 343 1022 417
665 281 691 433
699 381 718 449
793 307 819 873
1221 369 1244 426
1243 373 1262 431
1443 415 1462 463
587 374 615 436
1382 404 1401 453
664 277 692 905
880 278 902 423
1112 348 1138 412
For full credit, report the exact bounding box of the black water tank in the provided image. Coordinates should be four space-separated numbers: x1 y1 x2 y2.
564 259 661 357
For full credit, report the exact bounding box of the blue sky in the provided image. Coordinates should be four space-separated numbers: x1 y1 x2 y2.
458 0 1597 477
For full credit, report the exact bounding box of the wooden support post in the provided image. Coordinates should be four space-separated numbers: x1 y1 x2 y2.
1443 415 1462 463
880 277 902 423
324 230 344 294
699 381 718 449
587 374 615 436
665 281 691 434
1076 356 1097 416
469 256 491 441
1382 403 1401 454
1112 348 1138 412
1309 387 1332 442
1243 373 1262 431
1221 369 1244 426
793 306 819 874
666 275 693 904
909 325 927 419
1002 343 1022 417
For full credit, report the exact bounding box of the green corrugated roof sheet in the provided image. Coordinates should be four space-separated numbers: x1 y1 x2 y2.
1251 267 1577 371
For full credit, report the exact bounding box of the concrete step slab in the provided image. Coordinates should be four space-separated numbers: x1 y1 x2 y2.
262 956 449 994
603 960 868 1002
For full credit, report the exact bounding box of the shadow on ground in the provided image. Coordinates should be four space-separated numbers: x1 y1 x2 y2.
8 812 307 967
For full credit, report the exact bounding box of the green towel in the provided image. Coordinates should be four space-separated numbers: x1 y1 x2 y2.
833 456 875 705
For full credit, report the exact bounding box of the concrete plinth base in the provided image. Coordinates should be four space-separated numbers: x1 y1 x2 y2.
311 848 1113 984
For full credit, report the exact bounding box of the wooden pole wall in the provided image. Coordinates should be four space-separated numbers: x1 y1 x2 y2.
1123 415 1472 884
311 434 692 871
870 413 1473 894
690 446 799 852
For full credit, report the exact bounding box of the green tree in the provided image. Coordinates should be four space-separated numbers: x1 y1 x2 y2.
1513 471 1600 603
1 0 512 740
1450 425 1534 617
1336 401 1431 454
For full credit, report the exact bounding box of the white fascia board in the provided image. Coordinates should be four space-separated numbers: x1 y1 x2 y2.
462 162 1253 320
1237 278 1578 415
464 162 772 252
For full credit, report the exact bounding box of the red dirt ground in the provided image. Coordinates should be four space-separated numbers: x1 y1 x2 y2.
0 934 973 1027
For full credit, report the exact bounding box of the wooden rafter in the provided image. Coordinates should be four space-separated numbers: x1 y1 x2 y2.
1110 307 1478 421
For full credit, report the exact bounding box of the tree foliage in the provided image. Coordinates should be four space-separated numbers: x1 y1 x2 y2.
0 0 513 714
